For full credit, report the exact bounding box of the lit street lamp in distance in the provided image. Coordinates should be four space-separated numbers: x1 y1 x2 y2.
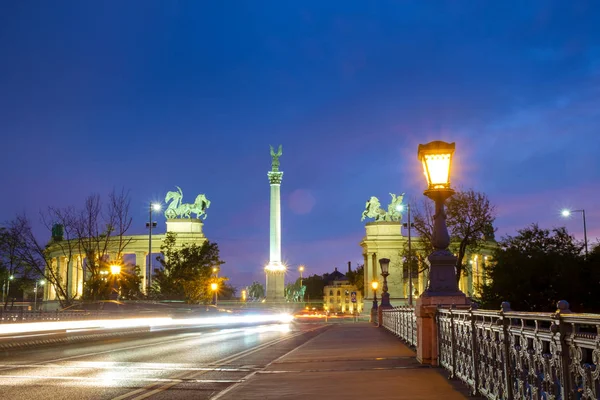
561 208 588 258
298 265 305 287
147 202 162 291
110 264 122 300
34 279 45 311
370 281 379 324
211 282 219 306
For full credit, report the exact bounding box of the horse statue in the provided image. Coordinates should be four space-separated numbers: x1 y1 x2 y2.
164 186 183 219
177 194 211 219
386 193 405 222
361 196 387 221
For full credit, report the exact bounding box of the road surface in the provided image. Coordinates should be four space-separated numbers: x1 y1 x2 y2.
0 322 325 400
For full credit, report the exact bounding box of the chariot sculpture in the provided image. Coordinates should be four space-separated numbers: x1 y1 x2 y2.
164 186 211 220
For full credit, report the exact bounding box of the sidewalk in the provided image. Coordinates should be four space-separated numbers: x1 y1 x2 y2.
216 322 473 400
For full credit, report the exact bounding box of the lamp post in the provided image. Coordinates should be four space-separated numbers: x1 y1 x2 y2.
298 265 305 287
415 141 468 366
561 209 588 258
34 279 45 311
397 203 414 306
379 258 391 308
110 265 121 300
3 275 14 307
417 141 465 296
147 203 161 291
211 282 219 306
370 281 378 323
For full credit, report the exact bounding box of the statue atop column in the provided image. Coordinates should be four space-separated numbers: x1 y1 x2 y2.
270 145 283 171
164 186 211 219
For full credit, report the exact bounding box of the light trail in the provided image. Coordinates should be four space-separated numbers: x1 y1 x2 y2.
0 313 294 337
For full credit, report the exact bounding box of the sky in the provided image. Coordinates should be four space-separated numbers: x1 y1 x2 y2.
1 1 599 289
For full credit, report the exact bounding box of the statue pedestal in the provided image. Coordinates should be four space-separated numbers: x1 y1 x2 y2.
166 219 204 234
265 267 285 301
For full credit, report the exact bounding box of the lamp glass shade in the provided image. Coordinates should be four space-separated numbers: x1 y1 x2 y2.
371 281 379 290
418 141 455 189
379 258 390 275
210 283 218 291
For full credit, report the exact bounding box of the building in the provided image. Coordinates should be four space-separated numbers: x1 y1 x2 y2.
322 266 363 314
360 220 495 312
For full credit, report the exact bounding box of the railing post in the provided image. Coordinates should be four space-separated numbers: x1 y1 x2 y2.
554 300 573 400
470 306 479 396
449 306 456 378
500 302 513 400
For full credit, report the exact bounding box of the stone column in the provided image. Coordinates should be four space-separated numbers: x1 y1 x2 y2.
67 257 74 298
265 148 285 301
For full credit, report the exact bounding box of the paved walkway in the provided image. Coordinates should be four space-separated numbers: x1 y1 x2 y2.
216 322 473 400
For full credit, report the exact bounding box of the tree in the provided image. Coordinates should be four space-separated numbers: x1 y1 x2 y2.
346 264 364 295
0 223 36 308
152 232 225 304
412 189 496 284
478 224 589 312
247 281 265 300
302 274 325 301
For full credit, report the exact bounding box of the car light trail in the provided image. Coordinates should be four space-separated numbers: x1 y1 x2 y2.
0 313 294 337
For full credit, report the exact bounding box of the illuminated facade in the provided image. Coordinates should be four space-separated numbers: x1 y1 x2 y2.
360 221 494 311
322 267 363 314
43 219 206 304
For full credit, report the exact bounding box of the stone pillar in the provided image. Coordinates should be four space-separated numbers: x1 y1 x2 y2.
416 251 468 365
67 257 74 298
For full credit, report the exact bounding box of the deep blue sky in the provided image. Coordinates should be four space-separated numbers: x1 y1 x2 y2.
1 1 599 288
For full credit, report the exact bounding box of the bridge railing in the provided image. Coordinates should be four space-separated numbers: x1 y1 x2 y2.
437 301 599 400
381 306 417 348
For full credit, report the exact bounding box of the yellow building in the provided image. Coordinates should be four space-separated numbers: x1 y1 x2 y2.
322 267 363 314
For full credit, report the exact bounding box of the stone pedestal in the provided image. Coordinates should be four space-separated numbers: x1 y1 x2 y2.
265 269 285 301
416 250 468 365
166 219 204 233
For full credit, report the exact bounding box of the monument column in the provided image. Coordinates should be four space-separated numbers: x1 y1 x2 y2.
265 145 285 301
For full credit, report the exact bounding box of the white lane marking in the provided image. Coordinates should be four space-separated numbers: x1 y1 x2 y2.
209 325 329 400
121 328 317 400
111 329 305 400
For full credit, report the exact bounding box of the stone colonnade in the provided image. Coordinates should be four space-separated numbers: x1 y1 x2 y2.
44 219 206 302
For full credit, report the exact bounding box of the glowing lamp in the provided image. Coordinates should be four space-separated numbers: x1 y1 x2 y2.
152 203 161 211
110 265 121 275
418 141 455 190
210 283 218 291
371 281 378 291
298 265 304 272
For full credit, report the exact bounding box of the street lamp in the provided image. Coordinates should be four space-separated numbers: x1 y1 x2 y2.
147 203 161 290
379 258 391 308
3 275 14 306
561 209 588 258
298 265 305 287
418 141 463 295
397 203 415 306
370 281 379 323
34 279 45 311
241 289 247 302
211 282 219 306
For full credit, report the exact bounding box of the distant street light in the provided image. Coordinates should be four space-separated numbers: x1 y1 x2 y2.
370 281 379 324
241 289 247 302
397 203 415 306
34 279 45 311
298 265 305 287
211 282 219 306
561 209 588 258
147 203 161 290
110 265 122 275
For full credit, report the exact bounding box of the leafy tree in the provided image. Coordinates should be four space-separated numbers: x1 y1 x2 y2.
413 189 496 284
152 232 224 304
346 264 364 295
302 274 325 301
247 281 265 300
478 224 590 312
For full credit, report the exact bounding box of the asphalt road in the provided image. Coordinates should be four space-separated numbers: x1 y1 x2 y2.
0 322 325 400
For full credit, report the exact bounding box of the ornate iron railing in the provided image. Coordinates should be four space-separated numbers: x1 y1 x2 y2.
381 306 417 348
437 301 600 400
